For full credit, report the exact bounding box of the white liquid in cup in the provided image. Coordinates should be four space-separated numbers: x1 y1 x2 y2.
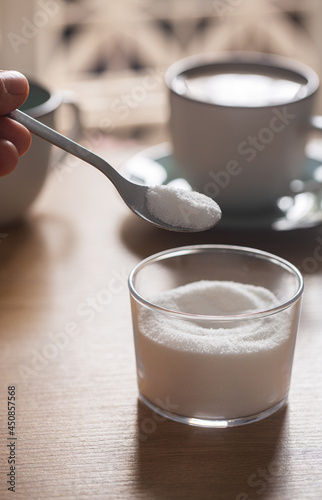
135 280 297 420
181 72 306 107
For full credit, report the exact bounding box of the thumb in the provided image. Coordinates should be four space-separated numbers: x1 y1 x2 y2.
0 70 29 115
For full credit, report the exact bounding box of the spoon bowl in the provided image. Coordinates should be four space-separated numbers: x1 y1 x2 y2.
9 109 218 232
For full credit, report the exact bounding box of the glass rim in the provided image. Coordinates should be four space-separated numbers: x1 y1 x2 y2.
128 244 304 322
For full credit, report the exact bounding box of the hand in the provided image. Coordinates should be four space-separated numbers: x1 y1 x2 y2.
0 71 32 176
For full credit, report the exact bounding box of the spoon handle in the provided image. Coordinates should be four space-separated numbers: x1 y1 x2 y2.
8 109 121 185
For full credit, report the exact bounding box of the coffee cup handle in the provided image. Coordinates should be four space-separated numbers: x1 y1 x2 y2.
310 115 322 132
290 115 322 194
50 90 82 167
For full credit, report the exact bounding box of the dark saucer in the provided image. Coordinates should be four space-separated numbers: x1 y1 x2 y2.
122 143 322 231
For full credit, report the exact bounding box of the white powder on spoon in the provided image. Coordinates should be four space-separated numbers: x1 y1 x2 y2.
135 280 295 419
146 185 221 231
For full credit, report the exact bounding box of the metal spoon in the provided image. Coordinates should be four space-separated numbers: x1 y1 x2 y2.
9 109 212 232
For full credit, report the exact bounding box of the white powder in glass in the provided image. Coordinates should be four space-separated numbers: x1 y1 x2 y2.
146 185 221 231
135 280 297 419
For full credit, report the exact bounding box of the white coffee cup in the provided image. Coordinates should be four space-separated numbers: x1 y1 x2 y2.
0 79 81 227
165 52 322 212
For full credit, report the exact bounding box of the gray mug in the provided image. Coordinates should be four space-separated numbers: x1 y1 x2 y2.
0 79 81 226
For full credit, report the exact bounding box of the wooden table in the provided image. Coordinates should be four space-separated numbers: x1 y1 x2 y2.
1 132 322 499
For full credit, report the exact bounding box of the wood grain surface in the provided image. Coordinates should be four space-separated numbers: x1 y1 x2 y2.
0 136 322 499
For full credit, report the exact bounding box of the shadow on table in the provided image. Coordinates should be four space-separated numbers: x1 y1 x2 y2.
135 400 288 500
119 211 322 275
0 213 76 333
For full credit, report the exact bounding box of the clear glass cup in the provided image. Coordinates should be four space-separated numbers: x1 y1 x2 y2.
128 244 303 428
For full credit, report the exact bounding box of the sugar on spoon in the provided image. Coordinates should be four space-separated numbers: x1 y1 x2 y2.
9 109 221 232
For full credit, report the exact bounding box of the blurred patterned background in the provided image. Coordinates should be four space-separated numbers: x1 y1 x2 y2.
1 0 322 134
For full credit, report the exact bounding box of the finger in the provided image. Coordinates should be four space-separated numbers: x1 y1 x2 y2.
0 116 32 156
0 139 19 176
0 70 29 115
